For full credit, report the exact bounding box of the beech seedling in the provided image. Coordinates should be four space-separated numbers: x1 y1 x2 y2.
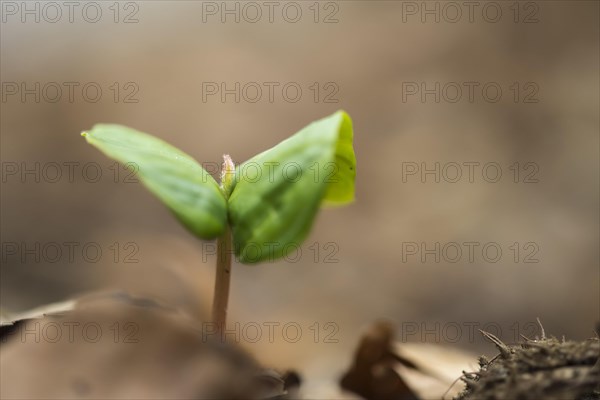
82 111 356 328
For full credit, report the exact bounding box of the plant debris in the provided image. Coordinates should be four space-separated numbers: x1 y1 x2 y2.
455 325 600 400
0 291 291 399
340 321 420 400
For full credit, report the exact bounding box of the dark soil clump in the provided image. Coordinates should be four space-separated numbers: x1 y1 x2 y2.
455 329 599 400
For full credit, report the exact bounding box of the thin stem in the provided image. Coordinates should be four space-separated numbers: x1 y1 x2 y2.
212 154 235 332
212 224 232 331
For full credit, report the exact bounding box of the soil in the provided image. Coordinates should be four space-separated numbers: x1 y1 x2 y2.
455 329 600 400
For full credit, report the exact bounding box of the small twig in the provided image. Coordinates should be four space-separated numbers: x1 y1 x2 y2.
442 371 481 400
441 375 466 400
536 317 546 340
520 334 533 342
479 330 511 359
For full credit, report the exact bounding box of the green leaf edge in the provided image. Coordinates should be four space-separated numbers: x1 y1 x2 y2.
228 110 356 264
81 125 227 240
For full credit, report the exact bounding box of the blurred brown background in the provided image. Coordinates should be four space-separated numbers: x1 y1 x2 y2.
1 0 598 385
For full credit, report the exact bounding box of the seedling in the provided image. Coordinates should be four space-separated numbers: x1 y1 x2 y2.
82 111 356 329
